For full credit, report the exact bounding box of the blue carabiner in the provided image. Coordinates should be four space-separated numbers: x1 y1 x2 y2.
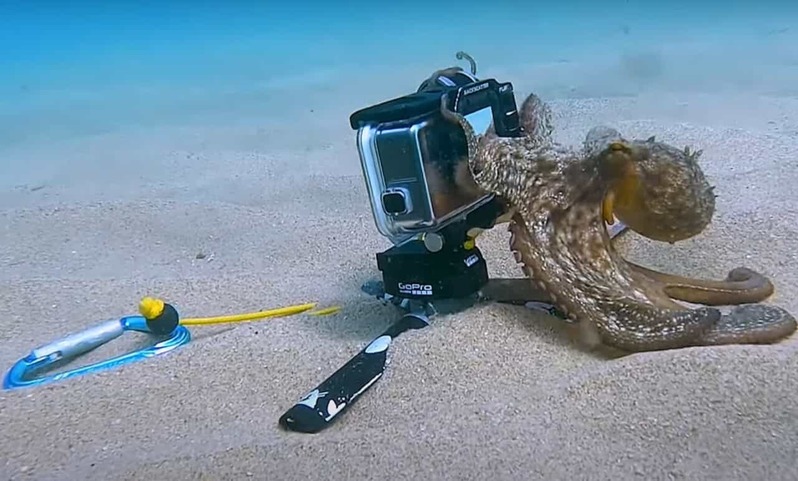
3 313 191 390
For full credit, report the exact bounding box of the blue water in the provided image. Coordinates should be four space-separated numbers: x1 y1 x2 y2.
0 1 796 151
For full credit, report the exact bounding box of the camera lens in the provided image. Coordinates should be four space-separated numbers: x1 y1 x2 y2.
382 188 411 215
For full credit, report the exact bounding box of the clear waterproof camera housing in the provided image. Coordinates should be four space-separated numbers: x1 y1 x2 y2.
350 67 522 247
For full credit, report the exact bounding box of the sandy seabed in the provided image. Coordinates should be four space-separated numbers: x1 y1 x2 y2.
1 66 797 481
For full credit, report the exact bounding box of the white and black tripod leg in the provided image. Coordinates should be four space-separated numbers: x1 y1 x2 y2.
278 306 430 433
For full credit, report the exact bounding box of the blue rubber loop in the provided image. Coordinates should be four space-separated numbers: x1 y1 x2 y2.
2 315 191 390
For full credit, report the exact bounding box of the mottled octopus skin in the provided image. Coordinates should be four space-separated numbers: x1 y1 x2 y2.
441 93 797 352
583 125 717 244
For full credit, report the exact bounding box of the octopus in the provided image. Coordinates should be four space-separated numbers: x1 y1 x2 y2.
439 91 797 353
583 125 716 244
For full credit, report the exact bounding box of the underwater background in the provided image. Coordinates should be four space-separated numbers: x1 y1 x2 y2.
2 2 796 148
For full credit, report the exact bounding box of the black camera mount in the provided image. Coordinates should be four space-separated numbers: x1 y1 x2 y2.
375 194 504 301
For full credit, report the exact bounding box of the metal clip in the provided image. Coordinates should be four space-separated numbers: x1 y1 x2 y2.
3 315 190 390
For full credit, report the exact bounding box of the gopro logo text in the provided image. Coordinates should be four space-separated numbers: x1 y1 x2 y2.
398 282 433 296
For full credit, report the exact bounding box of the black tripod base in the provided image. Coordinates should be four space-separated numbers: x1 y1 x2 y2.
376 238 489 301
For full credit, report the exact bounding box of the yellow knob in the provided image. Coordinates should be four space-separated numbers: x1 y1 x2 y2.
139 297 165 320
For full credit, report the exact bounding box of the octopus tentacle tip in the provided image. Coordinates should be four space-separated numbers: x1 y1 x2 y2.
699 304 798 346
630 263 776 306
455 51 477 75
603 305 722 353
726 266 765 281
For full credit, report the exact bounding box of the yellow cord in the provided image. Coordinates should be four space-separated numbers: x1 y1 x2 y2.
138 297 340 327
306 305 342 316
180 303 318 326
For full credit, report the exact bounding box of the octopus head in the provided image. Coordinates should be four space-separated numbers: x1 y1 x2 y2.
595 140 645 182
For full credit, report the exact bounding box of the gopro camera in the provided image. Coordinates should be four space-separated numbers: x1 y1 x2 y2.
349 53 523 300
